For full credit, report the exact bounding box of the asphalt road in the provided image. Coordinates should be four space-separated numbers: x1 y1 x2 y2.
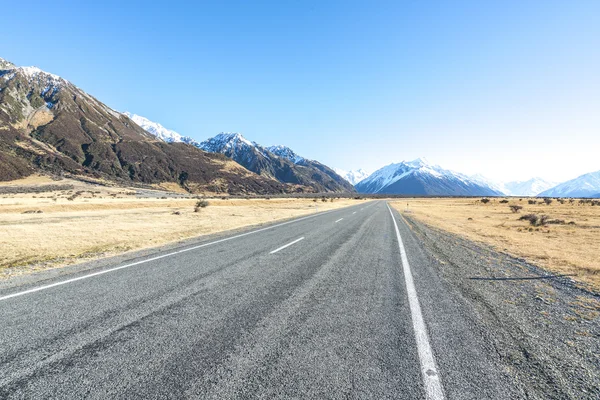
0 200 597 399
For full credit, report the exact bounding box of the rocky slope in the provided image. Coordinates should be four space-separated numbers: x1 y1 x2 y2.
0 57 291 194
199 134 354 193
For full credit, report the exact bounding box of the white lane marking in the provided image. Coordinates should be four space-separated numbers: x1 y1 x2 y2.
335 218 344 223
386 203 445 400
352 212 356 214
269 237 305 254
0 208 347 302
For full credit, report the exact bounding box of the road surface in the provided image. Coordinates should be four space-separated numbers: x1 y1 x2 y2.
1 201 598 399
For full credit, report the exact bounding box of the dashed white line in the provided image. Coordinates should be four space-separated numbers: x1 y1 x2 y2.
0 208 343 302
335 218 344 223
352 212 356 214
269 237 305 254
386 203 445 400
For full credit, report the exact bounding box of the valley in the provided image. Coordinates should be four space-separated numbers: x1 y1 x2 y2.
0 175 358 278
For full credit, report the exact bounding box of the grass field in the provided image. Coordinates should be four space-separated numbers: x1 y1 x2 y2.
390 198 600 291
0 176 357 278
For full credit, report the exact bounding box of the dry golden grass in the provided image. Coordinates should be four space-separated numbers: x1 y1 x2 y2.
0 187 356 277
390 198 600 291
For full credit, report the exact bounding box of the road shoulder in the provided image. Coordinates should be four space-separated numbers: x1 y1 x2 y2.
401 213 600 399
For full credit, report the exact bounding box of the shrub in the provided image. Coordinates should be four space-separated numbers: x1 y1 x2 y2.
480 198 490 204
321 197 327 202
543 198 553 205
519 213 549 226
509 205 523 213
499 199 509 204
528 199 536 205
194 199 209 212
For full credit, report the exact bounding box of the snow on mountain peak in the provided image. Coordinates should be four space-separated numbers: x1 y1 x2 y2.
124 112 185 143
266 145 305 164
355 159 503 196
538 170 600 198
0 57 16 70
123 112 200 146
334 168 372 185
198 132 272 159
17 66 62 82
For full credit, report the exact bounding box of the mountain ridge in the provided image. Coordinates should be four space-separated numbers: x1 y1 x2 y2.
0 58 292 194
355 159 502 196
334 168 371 186
538 170 600 198
198 133 354 193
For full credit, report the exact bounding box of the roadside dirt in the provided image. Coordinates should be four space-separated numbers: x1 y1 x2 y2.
404 214 600 399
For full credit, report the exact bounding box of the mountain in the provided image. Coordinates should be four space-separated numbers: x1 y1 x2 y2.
198 134 354 193
0 57 291 194
334 168 371 185
355 158 503 196
123 112 199 147
503 178 558 197
468 175 559 197
538 170 600 198
266 145 305 164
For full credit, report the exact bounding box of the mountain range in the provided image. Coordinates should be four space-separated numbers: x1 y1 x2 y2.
123 112 352 193
1 56 597 197
0 58 290 194
355 159 503 196
197 134 354 192
538 170 600 198
334 168 371 185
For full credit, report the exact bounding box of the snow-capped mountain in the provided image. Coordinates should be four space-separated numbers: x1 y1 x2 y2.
123 112 200 146
355 158 502 196
0 56 290 194
468 175 559 196
503 178 558 197
266 145 305 164
538 170 600 198
334 168 371 185
199 133 354 193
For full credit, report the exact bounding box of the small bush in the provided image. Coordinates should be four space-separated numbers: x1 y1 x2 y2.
194 199 209 212
528 199 536 205
321 197 327 202
480 198 490 204
509 205 523 213
519 213 549 226
543 198 553 205
499 199 509 204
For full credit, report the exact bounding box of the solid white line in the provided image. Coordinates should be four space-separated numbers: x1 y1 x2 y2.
386 203 445 400
0 208 342 302
352 211 356 214
269 237 305 254
335 218 344 223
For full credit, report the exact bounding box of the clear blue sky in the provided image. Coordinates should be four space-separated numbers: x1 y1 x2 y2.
2 1 599 182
